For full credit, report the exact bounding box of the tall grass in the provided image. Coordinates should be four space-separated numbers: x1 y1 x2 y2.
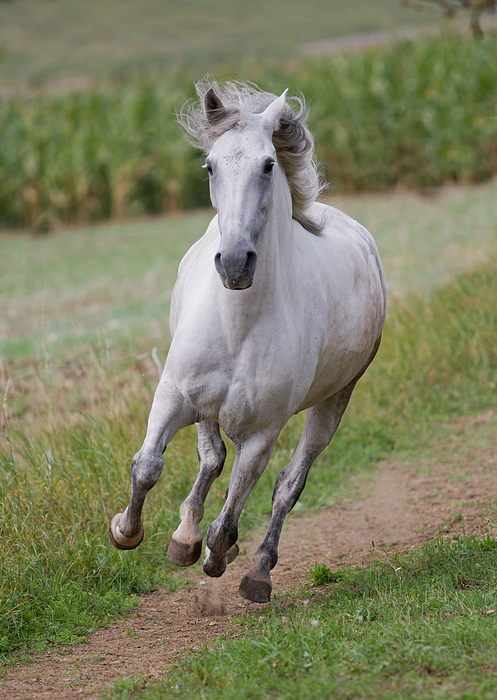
2 260 496 661
0 395 206 661
368 265 497 421
3 32 497 229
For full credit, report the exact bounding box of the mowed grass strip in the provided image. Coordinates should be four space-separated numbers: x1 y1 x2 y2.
106 536 497 700
0 210 212 362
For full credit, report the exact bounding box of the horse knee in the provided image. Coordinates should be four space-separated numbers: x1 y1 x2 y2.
131 451 163 492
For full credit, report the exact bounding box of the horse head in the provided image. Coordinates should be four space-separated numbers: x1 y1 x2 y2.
203 89 288 290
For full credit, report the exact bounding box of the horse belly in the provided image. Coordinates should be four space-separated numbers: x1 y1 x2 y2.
296 346 371 412
297 298 384 411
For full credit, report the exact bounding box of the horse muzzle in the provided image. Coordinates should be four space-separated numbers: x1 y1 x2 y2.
214 249 258 290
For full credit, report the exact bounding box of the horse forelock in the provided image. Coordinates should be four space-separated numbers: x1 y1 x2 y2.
177 79 326 235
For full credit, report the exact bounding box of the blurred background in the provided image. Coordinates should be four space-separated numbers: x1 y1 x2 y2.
2 0 497 665
2 0 497 231
0 0 432 87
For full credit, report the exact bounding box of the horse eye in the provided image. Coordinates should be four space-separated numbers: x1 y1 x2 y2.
263 160 275 175
203 162 213 175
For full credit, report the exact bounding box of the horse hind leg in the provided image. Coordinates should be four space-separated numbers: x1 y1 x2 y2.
168 420 227 567
239 337 382 603
109 382 195 551
238 381 361 602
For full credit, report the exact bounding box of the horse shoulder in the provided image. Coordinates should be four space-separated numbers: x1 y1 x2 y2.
308 202 386 306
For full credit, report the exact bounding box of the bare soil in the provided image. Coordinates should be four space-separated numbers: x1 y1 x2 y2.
2 411 497 700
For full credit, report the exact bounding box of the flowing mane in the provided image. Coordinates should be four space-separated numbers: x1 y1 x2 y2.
177 79 325 235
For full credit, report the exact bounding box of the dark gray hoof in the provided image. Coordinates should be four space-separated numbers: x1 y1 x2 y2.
108 513 144 551
203 556 226 578
168 537 202 567
238 573 272 603
203 542 240 578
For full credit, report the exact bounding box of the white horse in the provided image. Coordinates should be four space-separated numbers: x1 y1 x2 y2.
109 80 386 603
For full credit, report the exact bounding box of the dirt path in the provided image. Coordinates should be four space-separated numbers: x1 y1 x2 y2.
2 411 497 700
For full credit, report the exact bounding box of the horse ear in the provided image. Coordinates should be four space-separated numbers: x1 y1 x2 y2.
260 89 288 131
204 88 226 122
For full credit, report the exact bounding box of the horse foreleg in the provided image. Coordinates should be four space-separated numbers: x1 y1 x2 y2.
167 420 227 567
202 430 279 579
109 381 195 551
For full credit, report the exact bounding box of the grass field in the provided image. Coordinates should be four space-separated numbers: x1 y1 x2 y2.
0 0 423 88
1 182 497 669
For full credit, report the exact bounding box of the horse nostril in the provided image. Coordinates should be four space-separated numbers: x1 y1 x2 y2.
214 252 224 276
245 250 257 277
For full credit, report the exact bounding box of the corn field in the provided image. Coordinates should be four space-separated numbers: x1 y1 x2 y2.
2 32 497 229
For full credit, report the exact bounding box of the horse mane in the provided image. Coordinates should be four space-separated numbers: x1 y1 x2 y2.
177 79 326 235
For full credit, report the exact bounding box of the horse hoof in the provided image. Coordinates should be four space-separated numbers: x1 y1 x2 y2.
203 555 226 578
202 543 238 578
238 573 272 603
168 536 202 567
108 513 144 550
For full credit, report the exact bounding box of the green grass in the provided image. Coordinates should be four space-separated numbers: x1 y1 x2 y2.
308 562 341 586
107 535 497 700
0 0 421 87
1 188 497 666
0 210 212 361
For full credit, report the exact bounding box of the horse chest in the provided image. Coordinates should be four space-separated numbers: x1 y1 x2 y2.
166 315 312 429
